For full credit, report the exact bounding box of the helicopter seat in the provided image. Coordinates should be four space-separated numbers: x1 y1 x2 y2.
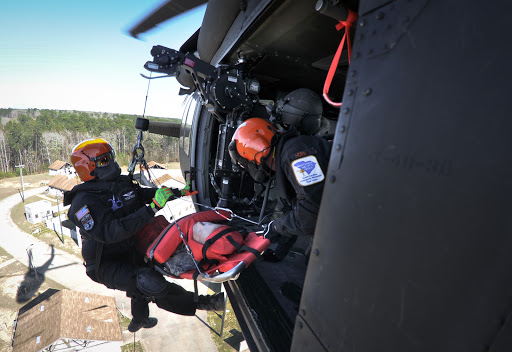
143 209 271 282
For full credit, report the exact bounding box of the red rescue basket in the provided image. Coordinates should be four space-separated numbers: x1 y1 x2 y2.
137 209 271 282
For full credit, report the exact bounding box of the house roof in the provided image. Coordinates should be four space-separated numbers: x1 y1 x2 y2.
48 175 81 192
23 200 51 211
48 160 70 171
146 161 166 169
154 173 172 186
12 289 122 352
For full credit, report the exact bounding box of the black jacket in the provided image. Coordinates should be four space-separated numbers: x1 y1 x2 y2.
273 134 331 237
64 176 156 268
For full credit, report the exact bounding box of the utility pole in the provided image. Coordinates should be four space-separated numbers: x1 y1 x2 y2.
55 192 64 243
16 163 25 202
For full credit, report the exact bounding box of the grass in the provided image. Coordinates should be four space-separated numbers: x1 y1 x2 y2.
0 173 51 200
205 287 245 352
207 302 245 352
118 310 131 330
121 341 145 352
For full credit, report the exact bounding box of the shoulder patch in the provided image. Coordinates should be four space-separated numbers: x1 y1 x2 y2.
75 205 90 221
75 205 94 231
291 155 325 187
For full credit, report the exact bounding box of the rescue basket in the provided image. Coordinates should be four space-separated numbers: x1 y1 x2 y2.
139 209 271 282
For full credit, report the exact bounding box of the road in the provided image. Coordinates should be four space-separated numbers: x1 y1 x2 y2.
0 187 219 352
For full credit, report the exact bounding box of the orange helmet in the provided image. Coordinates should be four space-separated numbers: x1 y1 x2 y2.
229 118 277 165
71 138 115 182
228 118 277 183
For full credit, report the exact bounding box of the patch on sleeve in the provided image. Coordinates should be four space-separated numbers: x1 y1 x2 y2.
291 155 325 187
75 205 94 231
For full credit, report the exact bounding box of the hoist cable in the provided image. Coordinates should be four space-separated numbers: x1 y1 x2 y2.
142 72 152 118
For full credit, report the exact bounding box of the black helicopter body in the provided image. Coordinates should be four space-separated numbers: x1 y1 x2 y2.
131 1 512 351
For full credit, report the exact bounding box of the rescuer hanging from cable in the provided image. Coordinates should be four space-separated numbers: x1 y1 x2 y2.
63 138 224 333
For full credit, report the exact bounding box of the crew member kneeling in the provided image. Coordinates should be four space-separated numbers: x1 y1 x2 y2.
229 89 331 261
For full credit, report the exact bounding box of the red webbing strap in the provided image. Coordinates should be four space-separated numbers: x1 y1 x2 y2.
323 9 358 107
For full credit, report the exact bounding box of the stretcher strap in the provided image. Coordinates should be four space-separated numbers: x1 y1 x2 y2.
323 9 358 107
227 237 261 257
202 227 237 264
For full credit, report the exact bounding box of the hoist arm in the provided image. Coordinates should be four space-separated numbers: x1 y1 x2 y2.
135 117 180 138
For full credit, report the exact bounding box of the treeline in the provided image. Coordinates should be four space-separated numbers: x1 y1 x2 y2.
0 109 181 178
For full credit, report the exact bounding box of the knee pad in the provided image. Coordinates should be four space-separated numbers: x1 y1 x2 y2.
135 267 168 298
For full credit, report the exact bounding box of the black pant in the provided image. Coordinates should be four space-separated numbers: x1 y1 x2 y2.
98 259 196 321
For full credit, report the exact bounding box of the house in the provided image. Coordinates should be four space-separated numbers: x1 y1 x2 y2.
12 289 122 352
24 200 52 224
47 175 81 196
139 172 184 189
146 161 166 169
153 173 172 186
48 160 73 176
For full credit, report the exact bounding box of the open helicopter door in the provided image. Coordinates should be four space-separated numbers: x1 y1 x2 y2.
293 1 512 351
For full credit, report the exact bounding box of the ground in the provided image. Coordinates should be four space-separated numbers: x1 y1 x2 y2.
0 246 67 352
11 194 83 260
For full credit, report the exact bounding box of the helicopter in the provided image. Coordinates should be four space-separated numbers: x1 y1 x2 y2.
129 0 512 351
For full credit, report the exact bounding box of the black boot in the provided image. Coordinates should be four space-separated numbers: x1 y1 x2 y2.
128 317 158 333
197 292 225 311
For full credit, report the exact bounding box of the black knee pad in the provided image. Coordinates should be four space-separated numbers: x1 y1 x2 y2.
135 267 168 298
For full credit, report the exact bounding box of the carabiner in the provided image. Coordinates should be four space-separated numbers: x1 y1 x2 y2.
213 207 234 221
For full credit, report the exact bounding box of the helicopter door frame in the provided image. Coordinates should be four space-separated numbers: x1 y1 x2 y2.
179 92 201 175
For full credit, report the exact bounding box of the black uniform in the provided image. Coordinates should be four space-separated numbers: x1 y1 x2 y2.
273 134 331 237
64 175 196 321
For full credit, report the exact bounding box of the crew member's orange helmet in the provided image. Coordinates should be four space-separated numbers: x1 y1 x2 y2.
229 118 277 167
71 138 115 182
228 118 278 183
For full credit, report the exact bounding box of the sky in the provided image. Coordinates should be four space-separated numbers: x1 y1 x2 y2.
0 0 206 118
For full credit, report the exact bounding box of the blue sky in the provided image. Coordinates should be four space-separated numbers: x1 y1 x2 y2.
0 0 206 117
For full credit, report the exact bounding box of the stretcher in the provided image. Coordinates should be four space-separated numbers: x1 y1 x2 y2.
139 209 271 283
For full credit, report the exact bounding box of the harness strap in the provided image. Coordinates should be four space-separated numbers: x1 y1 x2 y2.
95 242 104 282
192 270 199 303
274 128 299 204
323 9 358 107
